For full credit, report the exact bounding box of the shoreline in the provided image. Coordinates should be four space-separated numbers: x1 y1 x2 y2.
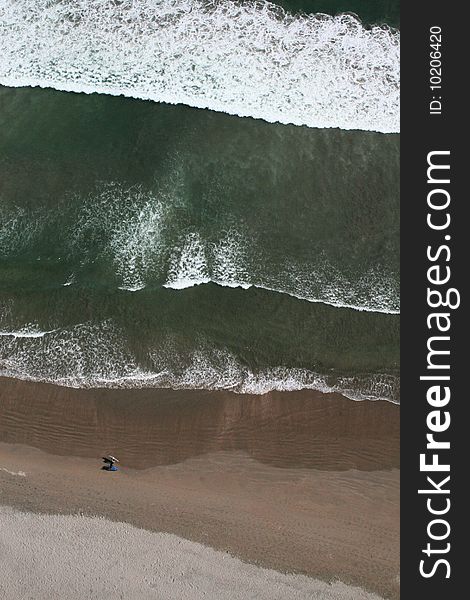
0 378 399 599
0 377 399 471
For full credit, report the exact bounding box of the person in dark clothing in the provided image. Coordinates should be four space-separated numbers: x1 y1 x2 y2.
102 455 119 471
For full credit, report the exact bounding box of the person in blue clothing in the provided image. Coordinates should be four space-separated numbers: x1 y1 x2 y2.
102 455 119 471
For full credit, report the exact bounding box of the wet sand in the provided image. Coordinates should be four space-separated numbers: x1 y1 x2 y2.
0 378 399 599
0 377 399 471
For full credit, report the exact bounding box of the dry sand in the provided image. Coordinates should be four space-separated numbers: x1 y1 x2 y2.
0 505 386 600
0 378 400 599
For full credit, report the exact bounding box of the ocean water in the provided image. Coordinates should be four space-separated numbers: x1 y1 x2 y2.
277 1 399 27
0 0 399 401
0 0 399 132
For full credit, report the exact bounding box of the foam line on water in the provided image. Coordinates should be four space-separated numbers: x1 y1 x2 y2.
0 321 400 403
1 186 399 314
0 0 399 133
165 277 400 314
164 232 399 314
0 328 57 339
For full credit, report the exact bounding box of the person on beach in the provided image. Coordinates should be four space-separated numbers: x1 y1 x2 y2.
102 455 119 471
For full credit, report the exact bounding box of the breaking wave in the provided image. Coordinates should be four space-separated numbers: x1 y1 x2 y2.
0 320 399 402
0 183 399 313
0 0 399 132
0 328 56 339
164 231 399 313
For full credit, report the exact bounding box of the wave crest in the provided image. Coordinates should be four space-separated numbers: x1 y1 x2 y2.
0 0 399 132
0 321 399 402
164 230 398 313
1 183 399 313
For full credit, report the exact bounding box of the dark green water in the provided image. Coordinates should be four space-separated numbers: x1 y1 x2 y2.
0 85 399 400
276 0 399 26
0 0 400 400
0 87 399 304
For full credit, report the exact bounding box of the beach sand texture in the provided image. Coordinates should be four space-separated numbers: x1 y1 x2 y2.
0 380 399 599
0 505 387 600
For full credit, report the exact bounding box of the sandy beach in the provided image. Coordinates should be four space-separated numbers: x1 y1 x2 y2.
0 378 399 599
0 506 388 600
0 3 400 595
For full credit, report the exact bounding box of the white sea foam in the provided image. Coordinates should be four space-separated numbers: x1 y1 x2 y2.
0 325 56 339
212 234 251 289
166 271 399 313
0 0 399 133
164 231 399 313
70 182 169 291
1 184 399 313
63 274 76 287
164 232 211 289
0 322 399 402
110 195 166 292
145 344 399 402
118 283 147 291
0 205 44 256
0 320 140 383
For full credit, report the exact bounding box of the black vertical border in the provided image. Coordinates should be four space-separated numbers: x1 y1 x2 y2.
401 2 465 598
